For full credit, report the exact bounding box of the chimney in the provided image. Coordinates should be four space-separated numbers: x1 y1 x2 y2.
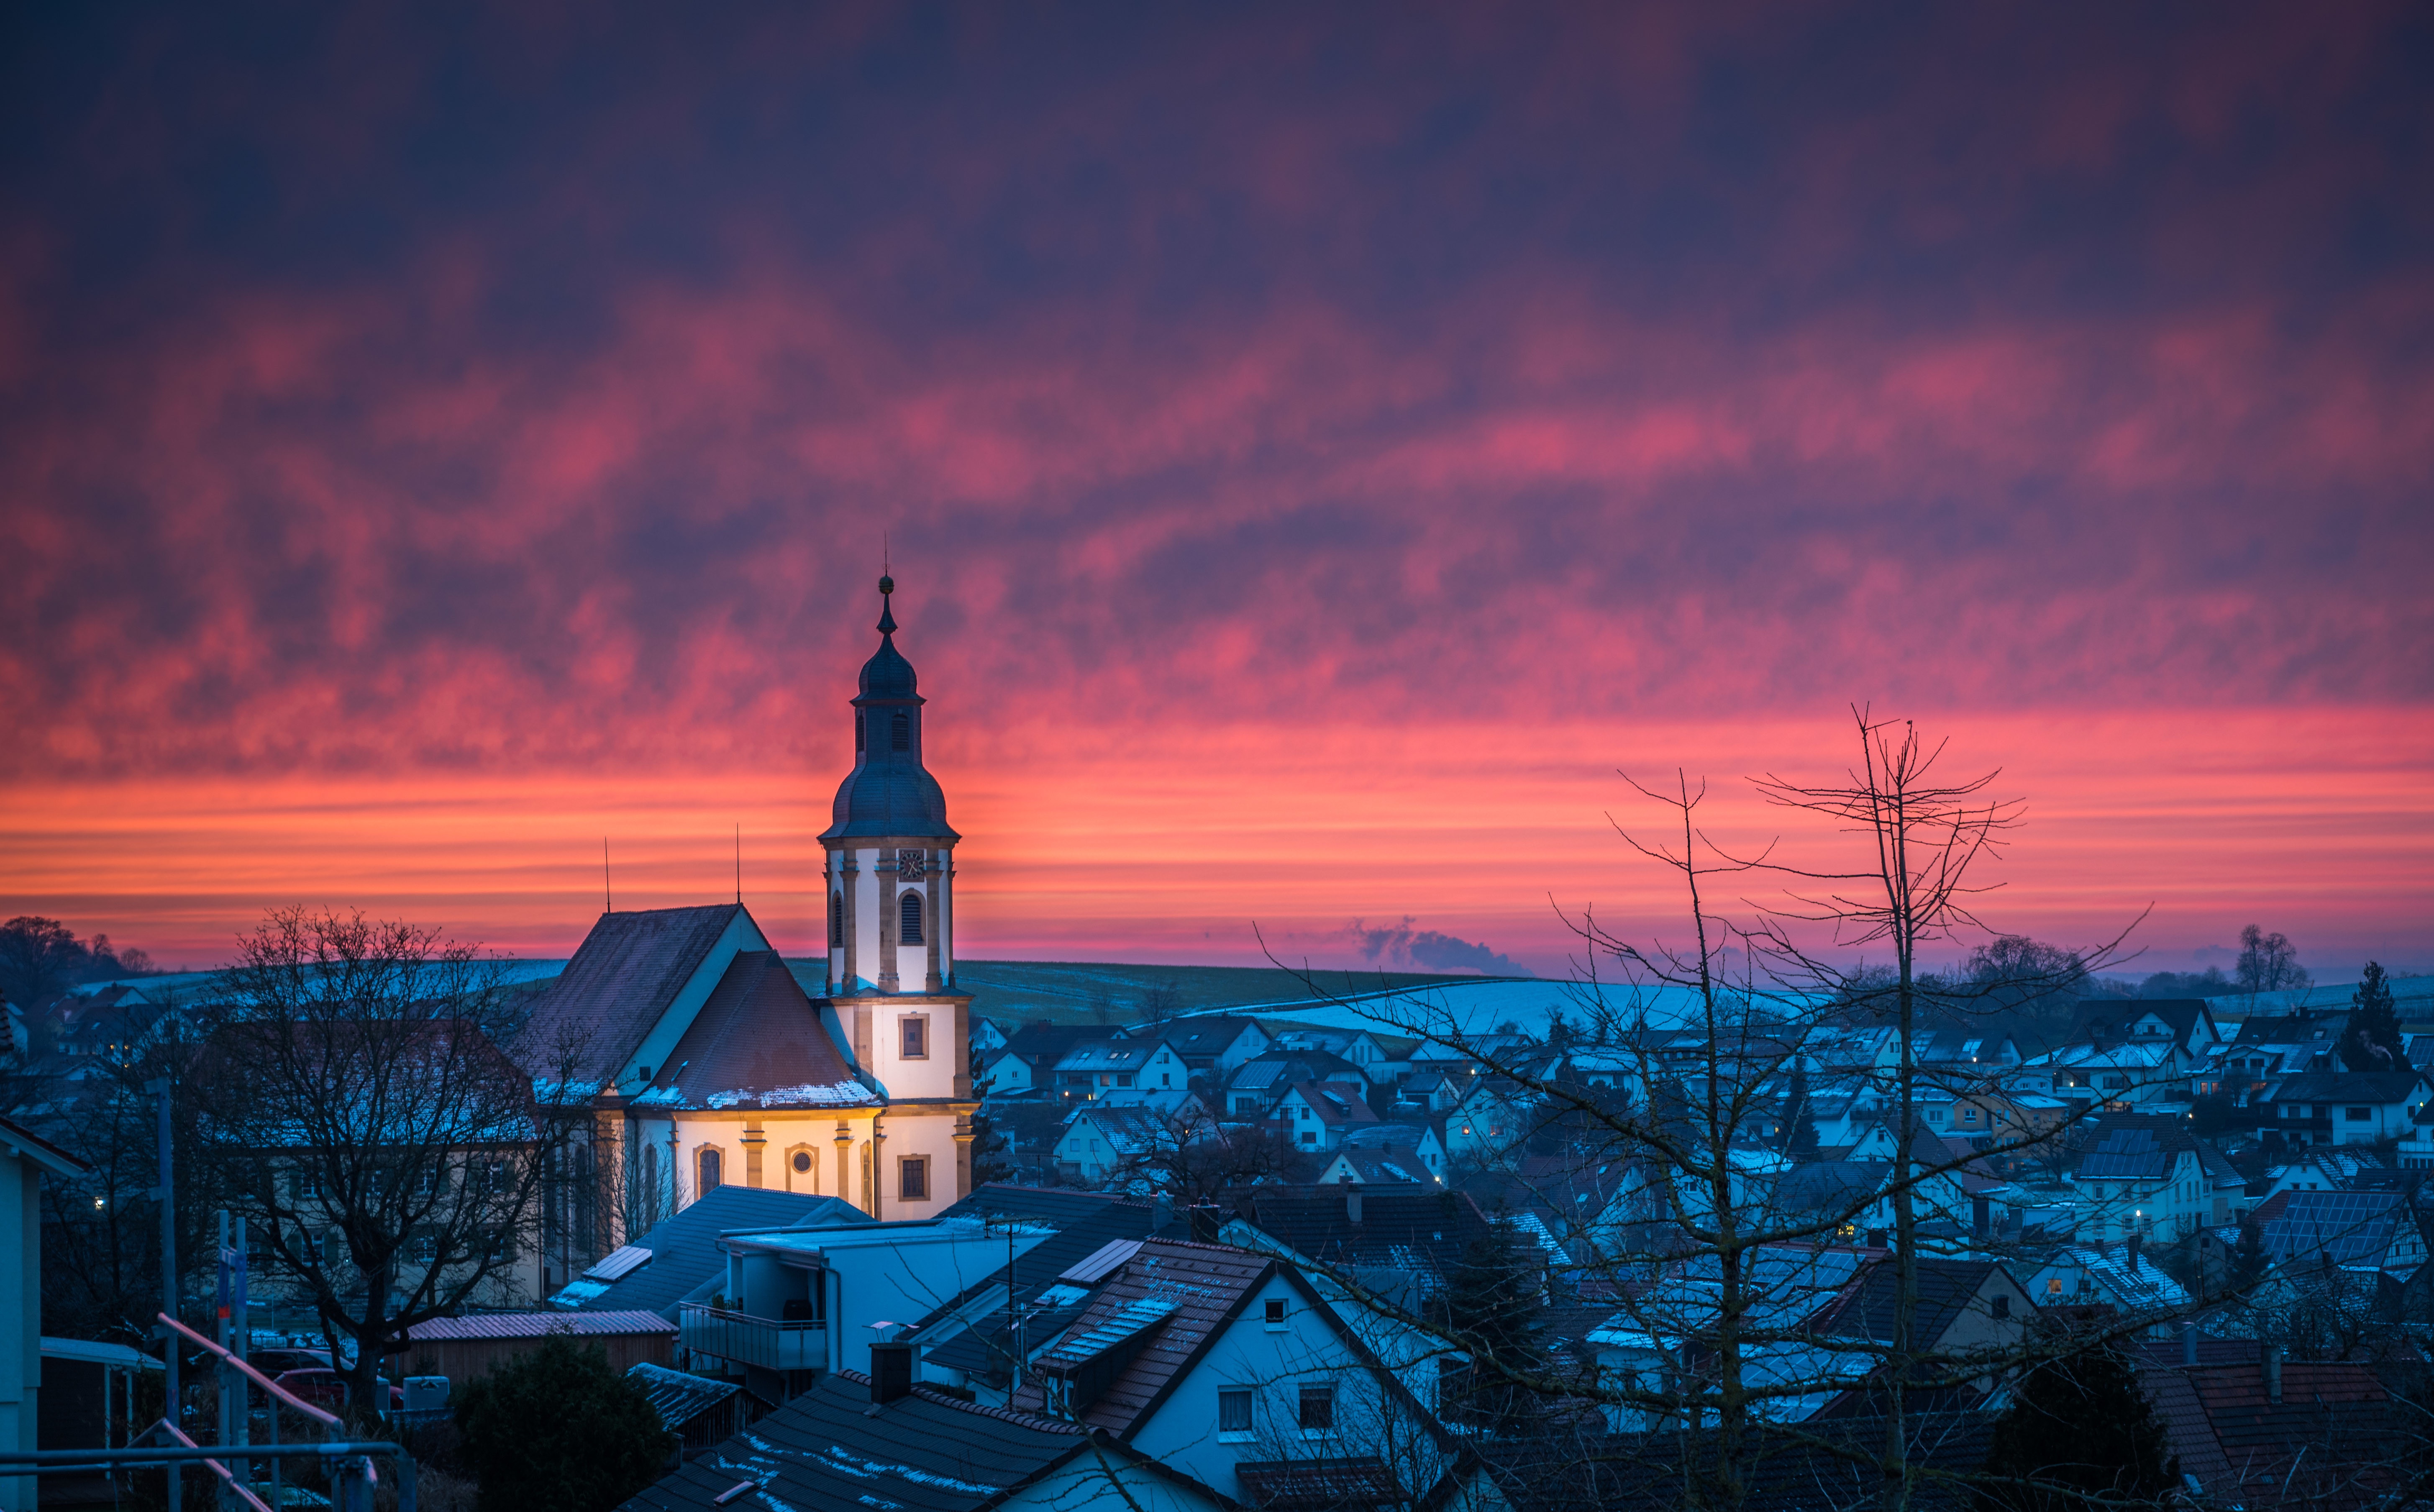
1347 1188 1364 1225
1188 1203 1223 1244
1864 1228 1887 1250
1151 1192 1173 1233
2181 1322 2198 1368
2126 1232 2141 1272
1971 1193 1991 1242
2263 1343 2283 1404
869 1341 914 1404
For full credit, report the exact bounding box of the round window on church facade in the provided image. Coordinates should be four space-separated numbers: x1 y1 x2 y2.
792 1151 812 1174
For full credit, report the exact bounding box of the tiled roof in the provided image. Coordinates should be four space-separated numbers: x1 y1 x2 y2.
1288 1081 1378 1128
625 1361 740 1433
633 951 873 1110
1235 1457 1402 1510
1156 1017 1268 1058
908 1192 1162 1347
1230 1188 1496 1292
2180 1356 2403 1505
614 1371 1079 1512
1812 1258 2014 1349
1009 1239 1273 1433
2136 1367 2235 1491
550 1186 865 1319
520 905 747 1081
407 1310 674 1341
2263 1070 2426 1104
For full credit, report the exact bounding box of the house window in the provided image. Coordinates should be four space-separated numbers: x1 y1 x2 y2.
900 1156 929 1202
1219 1390 1254 1438
643 1143 659 1190
2347 1107 2372 1122
1991 1295 2010 1319
699 1147 722 1194
1265 1298 1287 1327
1298 1384 1335 1431
901 1016 928 1059
1962 1108 1979 1126
2046 1278 2062 1295
900 892 924 944
891 712 910 751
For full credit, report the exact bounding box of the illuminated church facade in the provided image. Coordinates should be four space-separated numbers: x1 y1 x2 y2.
523 576 975 1266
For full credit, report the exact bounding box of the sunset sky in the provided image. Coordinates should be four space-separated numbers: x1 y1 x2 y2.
4 5 2429 979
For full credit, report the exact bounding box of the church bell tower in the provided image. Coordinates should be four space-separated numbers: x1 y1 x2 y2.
821 574 960 1000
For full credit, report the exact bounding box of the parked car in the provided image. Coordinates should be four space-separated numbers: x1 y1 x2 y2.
269 1368 402 1412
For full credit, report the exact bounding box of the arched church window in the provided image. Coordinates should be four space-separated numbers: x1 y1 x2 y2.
855 712 865 751
890 712 910 751
830 893 844 947
698 1146 721 1194
900 891 924 944
643 1143 658 1190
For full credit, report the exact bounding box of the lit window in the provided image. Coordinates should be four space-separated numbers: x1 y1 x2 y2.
900 892 924 944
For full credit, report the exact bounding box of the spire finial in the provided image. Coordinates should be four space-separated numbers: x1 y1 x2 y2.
876 569 897 635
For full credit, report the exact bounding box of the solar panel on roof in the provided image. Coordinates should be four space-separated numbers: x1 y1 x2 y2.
584 1244 652 1282
1059 1238 1145 1284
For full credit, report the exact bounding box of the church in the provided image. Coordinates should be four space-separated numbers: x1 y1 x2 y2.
523 574 975 1258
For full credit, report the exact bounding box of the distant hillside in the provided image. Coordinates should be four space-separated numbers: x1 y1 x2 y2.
871 958 1504 1028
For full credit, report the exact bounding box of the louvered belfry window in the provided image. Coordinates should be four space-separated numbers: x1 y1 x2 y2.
900 891 924 944
830 893 844 947
890 711 910 751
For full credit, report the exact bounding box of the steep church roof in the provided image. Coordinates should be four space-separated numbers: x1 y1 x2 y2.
632 950 874 1111
519 904 756 1082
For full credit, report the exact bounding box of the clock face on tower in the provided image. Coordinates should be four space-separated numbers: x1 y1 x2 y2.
898 849 926 879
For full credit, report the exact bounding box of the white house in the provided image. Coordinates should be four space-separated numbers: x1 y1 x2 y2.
1056 1105 1177 1184
1050 1039 1191 1102
3 1116 91 1512
1274 1083 1379 1153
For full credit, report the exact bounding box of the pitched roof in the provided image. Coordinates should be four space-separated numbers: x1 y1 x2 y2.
628 951 872 1111
407 1310 674 1341
1812 1258 2015 1348
1286 1081 1378 1128
613 1371 1081 1512
2077 998 2213 1049
1000 1023 1102 1067
2263 1069 2426 1104
937 1184 1155 1227
624 1362 740 1434
2073 1120 2200 1180
1053 1040 1170 1074
1230 1188 1496 1293
1156 1017 1268 1059
2179 1356 2403 1504
1235 1458 1402 1510
550 1186 866 1318
2261 1189 2412 1267
1009 1238 1272 1435
520 905 750 1081
907 1199 1162 1340
1322 1151 1427 1184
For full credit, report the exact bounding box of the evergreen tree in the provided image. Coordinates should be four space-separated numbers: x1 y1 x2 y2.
454 1335 674 1512
2341 961 2404 1073
1781 1063 1819 1159
968 1038 1014 1184
2233 1218 2269 1289
1441 1219 1548 1435
1978 1337 2176 1512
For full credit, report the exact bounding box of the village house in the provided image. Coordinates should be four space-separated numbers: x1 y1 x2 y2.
1273 1082 1380 1153
1056 1105 1179 1184
2252 1069 2432 1146
1050 1039 1190 1102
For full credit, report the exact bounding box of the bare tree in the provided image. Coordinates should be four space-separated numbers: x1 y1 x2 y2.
190 907 587 1413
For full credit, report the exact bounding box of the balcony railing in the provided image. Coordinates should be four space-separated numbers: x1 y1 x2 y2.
679 1303 826 1371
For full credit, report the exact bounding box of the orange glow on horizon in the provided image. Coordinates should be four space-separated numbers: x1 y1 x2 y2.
5 705 2427 979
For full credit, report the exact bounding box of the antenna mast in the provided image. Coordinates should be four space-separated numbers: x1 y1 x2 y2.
734 824 741 905
603 838 612 913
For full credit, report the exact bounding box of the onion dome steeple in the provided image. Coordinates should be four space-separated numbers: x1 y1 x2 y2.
821 574 958 841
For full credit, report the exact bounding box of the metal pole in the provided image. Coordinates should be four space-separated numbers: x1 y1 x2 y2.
153 1076 180 1512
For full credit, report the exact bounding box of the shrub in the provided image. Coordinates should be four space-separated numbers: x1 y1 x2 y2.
452 1335 674 1512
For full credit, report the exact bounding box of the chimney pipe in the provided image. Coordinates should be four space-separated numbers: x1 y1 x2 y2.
1347 1188 1364 1225
869 1341 914 1404
2263 1343 2283 1404
2182 1322 2198 1368
1972 1193 1990 1242
1188 1203 1223 1244
2126 1232 2141 1272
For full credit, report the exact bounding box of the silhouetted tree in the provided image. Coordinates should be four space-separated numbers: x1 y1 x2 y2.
968 1038 1014 1185
2342 961 2403 1073
1782 1063 1819 1158
2233 1218 2269 1289
1440 1218 1548 1436
1977 1337 2175 1512
2236 924 2310 997
454 1334 672 1512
